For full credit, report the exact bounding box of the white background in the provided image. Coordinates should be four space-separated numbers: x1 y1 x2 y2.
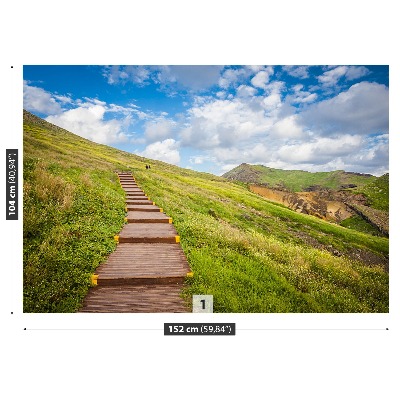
1 1 399 399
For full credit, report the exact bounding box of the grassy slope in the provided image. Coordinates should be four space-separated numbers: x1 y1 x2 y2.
23 111 389 313
360 173 389 212
223 163 377 192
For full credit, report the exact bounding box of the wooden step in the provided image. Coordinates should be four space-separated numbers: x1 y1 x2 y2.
126 193 146 196
126 197 150 203
79 284 189 313
125 192 146 196
80 172 191 313
126 211 171 223
125 199 153 205
95 243 190 284
126 205 162 212
118 223 179 243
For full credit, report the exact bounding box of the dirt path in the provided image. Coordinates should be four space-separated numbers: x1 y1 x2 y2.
79 172 191 312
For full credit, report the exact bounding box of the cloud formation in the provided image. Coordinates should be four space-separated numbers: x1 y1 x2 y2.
318 66 370 87
300 82 388 136
139 138 180 164
23 81 63 114
46 105 129 145
23 65 388 176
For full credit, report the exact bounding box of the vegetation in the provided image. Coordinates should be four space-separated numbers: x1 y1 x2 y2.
359 173 389 212
223 163 377 192
23 110 389 313
340 215 383 236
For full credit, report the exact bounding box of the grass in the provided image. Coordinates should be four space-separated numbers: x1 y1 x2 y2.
358 173 389 211
23 158 125 312
223 163 377 191
23 110 389 313
340 215 384 236
134 169 388 313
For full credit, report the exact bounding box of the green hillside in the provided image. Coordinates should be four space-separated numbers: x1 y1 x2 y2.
360 173 389 212
223 163 377 192
23 110 389 313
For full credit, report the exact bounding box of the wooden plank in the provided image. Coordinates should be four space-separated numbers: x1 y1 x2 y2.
96 243 190 282
79 172 191 313
126 197 150 203
119 223 178 243
126 205 161 212
79 284 189 313
126 211 171 223
125 199 153 205
124 192 146 196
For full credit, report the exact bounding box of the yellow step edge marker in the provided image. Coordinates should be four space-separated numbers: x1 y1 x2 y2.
114 235 119 243
186 272 194 278
160 208 163 213
124 217 128 223
153 202 155 205
175 236 180 243
91 274 99 286
169 218 173 224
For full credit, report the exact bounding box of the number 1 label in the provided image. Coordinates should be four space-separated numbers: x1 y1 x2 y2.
193 295 213 313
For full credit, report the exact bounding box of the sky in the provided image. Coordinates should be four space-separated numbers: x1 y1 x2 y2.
23 65 389 176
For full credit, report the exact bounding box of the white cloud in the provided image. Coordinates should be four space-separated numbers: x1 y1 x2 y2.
218 68 244 89
262 93 282 111
104 65 222 92
343 66 370 80
318 66 370 87
103 66 151 86
162 65 222 91
210 142 274 174
300 82 389 136
218 66 268 90
288 84 317 104
270 115 305 138
23 81 63 114
180 97 275 149
189 156 205 165
277 135 363 164
46 104 129 145
139 138 180 164
318 66 349 86
236 85 257 98
53 94 74 104
189 155 216 165
282 66 310 79
251 68 274 89
144 118 176 142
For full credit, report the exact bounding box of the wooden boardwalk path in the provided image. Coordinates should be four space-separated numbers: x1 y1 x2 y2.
79 172 191 313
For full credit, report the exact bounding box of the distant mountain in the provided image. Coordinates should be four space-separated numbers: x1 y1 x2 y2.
223 163 376 192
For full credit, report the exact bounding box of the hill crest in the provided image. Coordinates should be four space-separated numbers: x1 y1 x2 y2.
223 163 376 192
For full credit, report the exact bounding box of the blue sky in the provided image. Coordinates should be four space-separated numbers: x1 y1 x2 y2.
23 65 389 176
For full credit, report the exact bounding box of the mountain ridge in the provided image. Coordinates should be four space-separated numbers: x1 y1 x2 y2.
223 162 379 192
